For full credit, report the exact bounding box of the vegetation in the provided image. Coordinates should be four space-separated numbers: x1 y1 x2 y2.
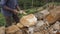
18 0 60 9
0 13 6 26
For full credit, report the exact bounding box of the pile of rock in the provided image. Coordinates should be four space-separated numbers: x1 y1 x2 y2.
5 14 37 34
5 6 60 34
33 6 60 34
6 25 22 34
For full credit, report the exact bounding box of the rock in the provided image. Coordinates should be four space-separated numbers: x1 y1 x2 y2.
53 21 60 30
33 30 49 34
15 30 23 34
0 26 5 34
35 13 44 20
40 10 49 16
36 20 45 27
45 14 56 24
20 14 37 27
33 32 42 34
6 25 20 34
49 28 57 34
56 31 60 34
35 9 49 20
44 7 60 25
43 30 49 34
48 27 54 34
47 21 60 34
16 23 24 28
28 27 34 34
53 31 57 34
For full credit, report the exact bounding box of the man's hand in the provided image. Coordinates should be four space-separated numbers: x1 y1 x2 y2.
13 9 18 15
19 10 27 14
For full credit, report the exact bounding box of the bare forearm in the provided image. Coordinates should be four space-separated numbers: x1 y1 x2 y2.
3 6 14 12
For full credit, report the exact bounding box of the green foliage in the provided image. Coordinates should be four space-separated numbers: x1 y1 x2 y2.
18 0 32 9
0 13 6 26
18 0 60 9
18 0 48 9
26 8 37 14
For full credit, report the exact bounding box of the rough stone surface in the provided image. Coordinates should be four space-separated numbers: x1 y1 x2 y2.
20 14 37 27
6 25 20 34
16 23 24 28
0 27 5 34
